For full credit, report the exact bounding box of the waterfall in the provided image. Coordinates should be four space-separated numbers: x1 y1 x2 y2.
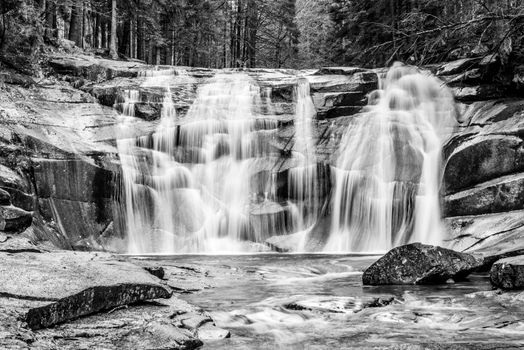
117 70 290 253
115 64 455 254
287 78 319 249
325 63 457 252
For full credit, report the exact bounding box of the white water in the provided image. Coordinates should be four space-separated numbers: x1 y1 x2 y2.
117 70 321 253
116 64 456 254
287 78 319 250
325 63 457 252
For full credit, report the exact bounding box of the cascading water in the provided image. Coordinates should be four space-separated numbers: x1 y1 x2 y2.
325 63 457 252
287 78 319 249
116 63 455 254
179 72 280 252
117 70 299 253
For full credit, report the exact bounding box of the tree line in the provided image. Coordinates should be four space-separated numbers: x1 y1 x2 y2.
0 0 523 73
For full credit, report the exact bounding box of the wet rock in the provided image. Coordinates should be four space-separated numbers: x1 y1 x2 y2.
197 323 231 341
284 295 397 314
266 231 309 253
315 67 368 76
180 314 213 331
306 71 378 94
362 243 482 285
249 201 295 239
144 266 165 280
0 251 170 329
451 85 507 102
0 189 11 206
0 206 32 233
316 106 363 120
490 256 524 290
443 173 524 217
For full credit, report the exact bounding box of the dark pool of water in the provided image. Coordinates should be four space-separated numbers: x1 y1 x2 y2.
146 254 524 349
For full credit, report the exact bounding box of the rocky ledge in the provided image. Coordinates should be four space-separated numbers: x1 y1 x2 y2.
0 239 228 349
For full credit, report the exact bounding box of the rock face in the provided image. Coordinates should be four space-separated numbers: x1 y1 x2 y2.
362 243 482 285
490 256 524 290
443 100 524 255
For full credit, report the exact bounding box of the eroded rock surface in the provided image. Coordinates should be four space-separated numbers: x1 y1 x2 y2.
362 243 482 285
490 256 524 290
0 251 170 329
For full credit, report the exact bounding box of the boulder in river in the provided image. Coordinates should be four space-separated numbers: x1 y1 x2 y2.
490 256 524 290
362 243 482 285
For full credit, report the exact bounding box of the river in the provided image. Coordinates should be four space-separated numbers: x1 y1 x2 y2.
139 254 524 349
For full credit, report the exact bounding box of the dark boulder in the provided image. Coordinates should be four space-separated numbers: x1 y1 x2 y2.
490 256 524 290
0 206 33 233
144 266 166 280
362 243 482 285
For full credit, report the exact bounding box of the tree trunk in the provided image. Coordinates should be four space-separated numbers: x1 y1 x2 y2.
69 0 83 47
246 0 258 68
109 0 118 59
44 1 57 40
137 8 144 60
94 12 100 48
120 18 130 56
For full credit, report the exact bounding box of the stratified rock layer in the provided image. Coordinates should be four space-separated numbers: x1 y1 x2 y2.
362 243 481 285
490 256 524 290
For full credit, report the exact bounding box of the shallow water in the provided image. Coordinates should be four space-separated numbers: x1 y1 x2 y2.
146 254 524 349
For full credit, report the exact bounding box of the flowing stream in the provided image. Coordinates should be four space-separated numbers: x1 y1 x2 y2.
140 254 524 349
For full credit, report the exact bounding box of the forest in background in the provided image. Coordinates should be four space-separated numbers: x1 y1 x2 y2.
0 0 523 73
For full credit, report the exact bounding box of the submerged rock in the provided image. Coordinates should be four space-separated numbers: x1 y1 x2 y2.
362 243 482 285
490 256 524 290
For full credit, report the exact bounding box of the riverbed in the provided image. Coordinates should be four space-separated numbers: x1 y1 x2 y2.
139 254 524 349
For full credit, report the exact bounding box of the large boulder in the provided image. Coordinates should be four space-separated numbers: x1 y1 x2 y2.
362 243 482 285
490 256 524 290
0 251 171 330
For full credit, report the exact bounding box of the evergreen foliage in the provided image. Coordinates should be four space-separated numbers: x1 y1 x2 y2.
0 0 523 72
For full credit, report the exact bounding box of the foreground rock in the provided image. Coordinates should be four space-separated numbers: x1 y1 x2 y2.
362 243 481 285
0 251 170 329
490 256 524 290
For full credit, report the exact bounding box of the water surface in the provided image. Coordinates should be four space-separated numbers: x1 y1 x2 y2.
144 254 524 349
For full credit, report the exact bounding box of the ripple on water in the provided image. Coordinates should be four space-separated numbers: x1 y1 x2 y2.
148 254 524 349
